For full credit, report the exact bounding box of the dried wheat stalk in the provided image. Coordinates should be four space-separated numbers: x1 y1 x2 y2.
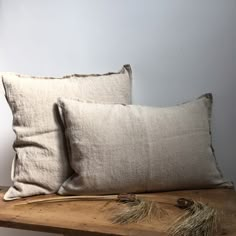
15 195 117 205
15 193 168 224
168 199 218 236
111 198 167 224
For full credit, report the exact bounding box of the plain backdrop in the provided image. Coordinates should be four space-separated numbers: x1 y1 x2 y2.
0 0 235 235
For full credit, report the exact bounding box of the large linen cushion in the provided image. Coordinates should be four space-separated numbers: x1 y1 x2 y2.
2 65 132 200
58 94 232 195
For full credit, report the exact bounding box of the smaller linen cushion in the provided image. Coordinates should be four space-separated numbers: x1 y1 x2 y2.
58 95 232 195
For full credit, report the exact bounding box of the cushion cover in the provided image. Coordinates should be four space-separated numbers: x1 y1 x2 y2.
2 65 132 200
58 94 232 195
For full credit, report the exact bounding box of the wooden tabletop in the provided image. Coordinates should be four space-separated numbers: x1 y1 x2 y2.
0 187 236 236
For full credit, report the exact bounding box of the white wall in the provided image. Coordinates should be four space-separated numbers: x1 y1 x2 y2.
0 0 235 235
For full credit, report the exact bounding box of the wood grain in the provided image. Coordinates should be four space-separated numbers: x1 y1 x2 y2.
0 187 235 235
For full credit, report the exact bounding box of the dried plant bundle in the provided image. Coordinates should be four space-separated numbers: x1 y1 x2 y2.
14 192 218 234
111 198 167 224
168 199 218 236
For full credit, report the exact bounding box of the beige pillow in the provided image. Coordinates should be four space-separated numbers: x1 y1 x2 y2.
58 95 232 195
2 65 132 200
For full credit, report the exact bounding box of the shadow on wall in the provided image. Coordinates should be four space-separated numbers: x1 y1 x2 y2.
0 94 15 186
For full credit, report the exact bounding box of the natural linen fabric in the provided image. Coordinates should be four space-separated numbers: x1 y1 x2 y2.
58 95 232 195
2 65 132 200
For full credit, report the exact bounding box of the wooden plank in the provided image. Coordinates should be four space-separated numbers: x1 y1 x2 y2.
0 187 236 235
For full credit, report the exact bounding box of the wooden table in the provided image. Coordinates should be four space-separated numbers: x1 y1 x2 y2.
0 187 235 236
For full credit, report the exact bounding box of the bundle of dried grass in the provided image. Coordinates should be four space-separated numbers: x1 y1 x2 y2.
15 193 218 233
111 198 167 224
168 198 218 236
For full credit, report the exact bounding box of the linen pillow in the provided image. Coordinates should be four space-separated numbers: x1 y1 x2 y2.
2 65 132 200
58 94 232 195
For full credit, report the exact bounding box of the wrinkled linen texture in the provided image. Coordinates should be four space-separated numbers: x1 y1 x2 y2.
2 65 132 200
58 95 232 195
